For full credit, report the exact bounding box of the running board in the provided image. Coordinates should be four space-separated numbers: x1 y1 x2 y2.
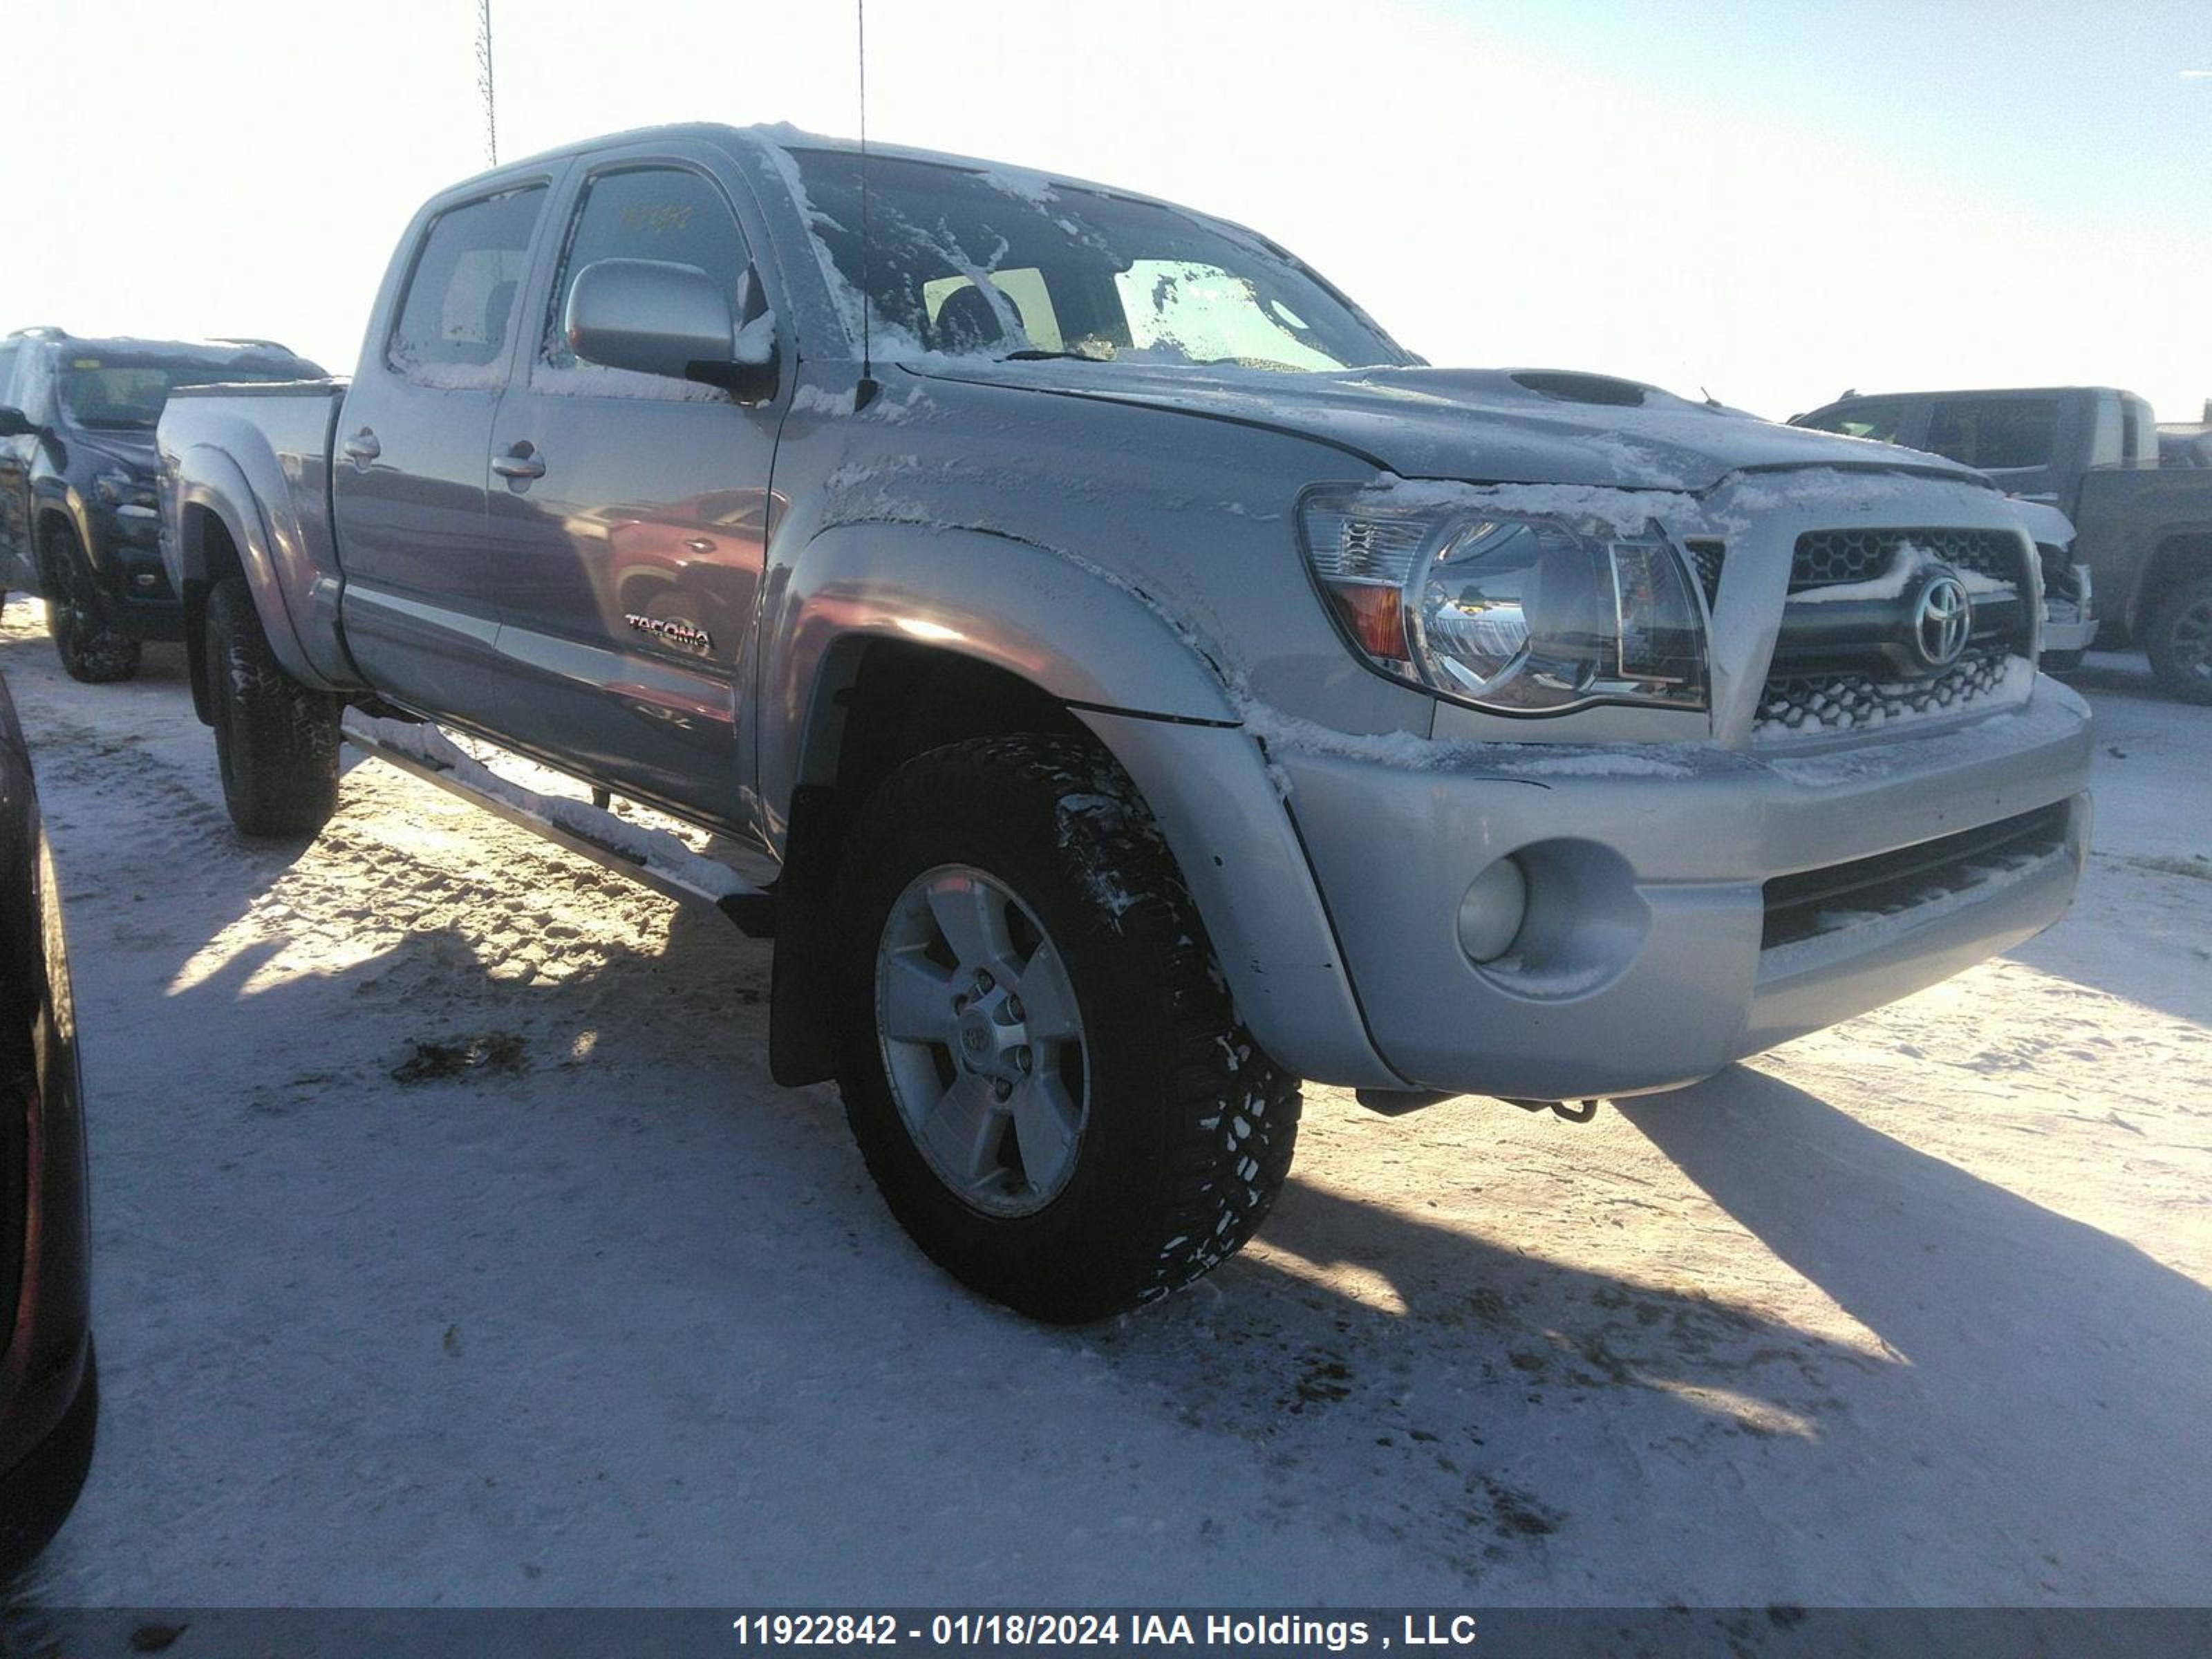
341 713 776 937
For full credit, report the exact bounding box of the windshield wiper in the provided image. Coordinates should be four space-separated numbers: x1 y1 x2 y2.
999 349 1113 364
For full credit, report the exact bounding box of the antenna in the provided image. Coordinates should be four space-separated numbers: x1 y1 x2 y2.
476 0 499 167
854 0 879 409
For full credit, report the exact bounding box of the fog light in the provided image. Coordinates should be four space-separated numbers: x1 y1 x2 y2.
1456 857 1528 963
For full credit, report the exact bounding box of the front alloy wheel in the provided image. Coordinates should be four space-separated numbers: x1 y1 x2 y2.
832 734 1301 1322
876 865 1089 1217
44 527 141 684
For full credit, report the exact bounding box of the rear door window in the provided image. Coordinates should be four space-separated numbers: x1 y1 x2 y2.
388 185 547 384
1925 396 2058 471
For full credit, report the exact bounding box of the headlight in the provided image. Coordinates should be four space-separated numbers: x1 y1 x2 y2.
95 467 156 508
1298 484 1707 715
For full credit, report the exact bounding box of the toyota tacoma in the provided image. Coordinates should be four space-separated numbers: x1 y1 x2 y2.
158 124 2092 1321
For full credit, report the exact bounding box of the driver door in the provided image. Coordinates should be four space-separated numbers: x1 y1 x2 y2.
477 153 784 827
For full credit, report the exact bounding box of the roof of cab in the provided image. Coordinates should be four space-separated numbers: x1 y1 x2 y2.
444 120 1195 222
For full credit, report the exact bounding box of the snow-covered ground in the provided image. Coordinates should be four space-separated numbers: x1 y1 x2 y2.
3 601 2206 1608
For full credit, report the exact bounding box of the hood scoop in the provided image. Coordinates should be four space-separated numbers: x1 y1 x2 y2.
1510 371 1649 407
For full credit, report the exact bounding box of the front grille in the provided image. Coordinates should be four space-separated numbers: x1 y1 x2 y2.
1762 800 2071 950
1754 646 2018 738
1791 527 2024 591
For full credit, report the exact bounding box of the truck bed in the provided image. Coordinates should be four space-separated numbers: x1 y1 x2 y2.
158 379 357 691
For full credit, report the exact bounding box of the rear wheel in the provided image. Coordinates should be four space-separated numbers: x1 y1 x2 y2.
43 525 140 684
2144 574 2212 706
832 734 1300 1322
207 578 341 837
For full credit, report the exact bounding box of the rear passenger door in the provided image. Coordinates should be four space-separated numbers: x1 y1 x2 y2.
476 150 784 825
332 178 555 724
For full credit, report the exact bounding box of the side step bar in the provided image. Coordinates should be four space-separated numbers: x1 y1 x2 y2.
341 712 776 937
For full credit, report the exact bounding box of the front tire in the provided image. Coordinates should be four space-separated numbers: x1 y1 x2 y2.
207 579 341 838
43 526 141 684
2144 574 2212 706
832 735 1300 1322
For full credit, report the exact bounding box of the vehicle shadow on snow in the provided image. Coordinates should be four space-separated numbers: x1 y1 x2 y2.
19 632 2204 1595
1086 1065 2211 1585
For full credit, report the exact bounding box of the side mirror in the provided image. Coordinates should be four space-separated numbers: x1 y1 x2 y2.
0 406 39 440
565 258 778 404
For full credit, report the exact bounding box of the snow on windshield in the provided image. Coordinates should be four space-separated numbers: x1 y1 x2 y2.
779 146 1409 371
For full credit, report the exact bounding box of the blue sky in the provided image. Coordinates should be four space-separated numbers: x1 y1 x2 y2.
5 1 2207 422
1447 0 2211 232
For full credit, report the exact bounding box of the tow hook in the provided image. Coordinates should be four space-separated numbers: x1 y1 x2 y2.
1510 1098 1602 1124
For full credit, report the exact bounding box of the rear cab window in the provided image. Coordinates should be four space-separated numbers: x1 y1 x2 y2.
1925 395 2058 471
388 185 547 388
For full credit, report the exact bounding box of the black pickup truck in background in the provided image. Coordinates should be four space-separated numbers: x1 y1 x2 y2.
1793 386 2212 703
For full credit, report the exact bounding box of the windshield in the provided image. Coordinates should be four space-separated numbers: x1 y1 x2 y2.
787 149 1413 373
59 357 312 431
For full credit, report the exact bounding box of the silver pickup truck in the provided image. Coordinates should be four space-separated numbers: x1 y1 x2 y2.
159 123 2092 1321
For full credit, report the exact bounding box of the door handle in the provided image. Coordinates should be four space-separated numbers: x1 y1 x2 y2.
491 442 546 482
340 428 381 467
683 537 716 554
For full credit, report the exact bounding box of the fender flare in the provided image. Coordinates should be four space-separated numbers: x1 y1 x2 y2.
2128 523 2212 634
169 449 337 691
28 480 93 587
758 520 1240 819
758 519 1401 1090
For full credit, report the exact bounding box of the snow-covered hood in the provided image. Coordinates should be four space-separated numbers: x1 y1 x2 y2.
909 362 1987 495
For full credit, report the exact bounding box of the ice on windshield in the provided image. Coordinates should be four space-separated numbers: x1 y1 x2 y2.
784 148 1407 371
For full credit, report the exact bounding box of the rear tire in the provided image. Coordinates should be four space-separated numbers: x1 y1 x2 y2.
831 734 1300 1323
207 578 341 838
43 525 140 684
2144 574 2212 706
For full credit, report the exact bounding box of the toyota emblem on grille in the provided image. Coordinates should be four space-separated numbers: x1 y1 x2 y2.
1912 571 1973 668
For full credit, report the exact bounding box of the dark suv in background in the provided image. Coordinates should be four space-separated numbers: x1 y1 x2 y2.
0 328 323 682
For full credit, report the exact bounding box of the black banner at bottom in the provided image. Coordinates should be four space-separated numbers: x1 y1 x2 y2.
3 1606 2209 1659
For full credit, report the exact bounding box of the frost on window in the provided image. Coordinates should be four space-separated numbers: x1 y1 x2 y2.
537 167 756 397
1116 261 1341 371
782 147 1410 372
388 185 545 385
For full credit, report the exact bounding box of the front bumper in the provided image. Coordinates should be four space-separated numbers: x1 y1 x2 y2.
1278 682 2093 1099
93 507 184 639
2043 563 2097 655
